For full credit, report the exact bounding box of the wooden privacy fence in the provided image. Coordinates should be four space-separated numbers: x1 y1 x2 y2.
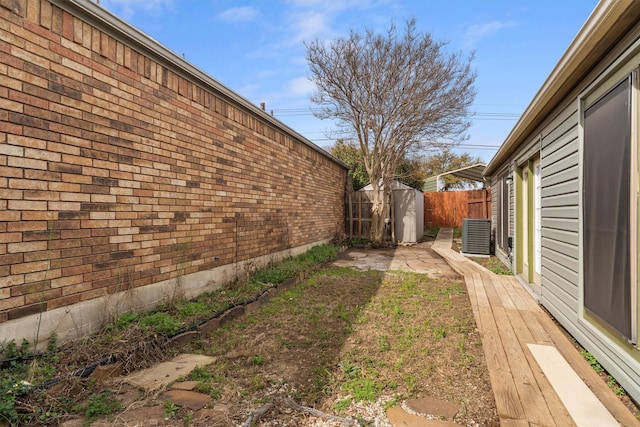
346 191 393 240
424 188 491 228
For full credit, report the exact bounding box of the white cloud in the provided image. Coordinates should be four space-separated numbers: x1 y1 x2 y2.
463 20 518 48
218 6 259 23
286 0 374 13
100 0 173 20
288 77 315 97
288 10 331 44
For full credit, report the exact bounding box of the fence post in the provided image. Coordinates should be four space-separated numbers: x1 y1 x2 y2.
357 192 362 238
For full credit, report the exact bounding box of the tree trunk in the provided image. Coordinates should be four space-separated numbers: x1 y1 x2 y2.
369 180 389 242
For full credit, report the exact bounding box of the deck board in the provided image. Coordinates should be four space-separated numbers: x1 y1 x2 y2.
483 274 558 426
431 228 639 427
470 274 526 421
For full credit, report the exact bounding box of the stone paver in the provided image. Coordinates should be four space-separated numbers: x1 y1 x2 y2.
170 380 200 391
162 389 211 410
332 241 458 277
124 353 215 392
405 396 459 420
386 406 460 427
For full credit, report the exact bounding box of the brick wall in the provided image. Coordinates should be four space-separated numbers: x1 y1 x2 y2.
0 0 347 340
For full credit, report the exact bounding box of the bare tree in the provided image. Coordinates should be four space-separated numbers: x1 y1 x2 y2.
306 19 476 242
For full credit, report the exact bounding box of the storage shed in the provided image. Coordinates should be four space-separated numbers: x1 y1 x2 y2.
359 181 424 243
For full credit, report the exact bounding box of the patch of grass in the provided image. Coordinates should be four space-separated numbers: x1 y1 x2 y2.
332 397 352 412
139 312 182 336
251 244 337 285
84 390 123 425
177 301 213 319
194 382 221 399
115 312 139 330
250 355 265 365
343 376 379 402
332 303 349 321
188 365 212 381
469 256 513 275
433 325 448 340
424 227 440 239
453 228 462 239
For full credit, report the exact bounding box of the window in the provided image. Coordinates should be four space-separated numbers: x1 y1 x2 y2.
497 173 510 252
583 74 634 342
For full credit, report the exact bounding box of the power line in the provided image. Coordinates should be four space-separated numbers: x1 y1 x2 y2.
268 108 521 120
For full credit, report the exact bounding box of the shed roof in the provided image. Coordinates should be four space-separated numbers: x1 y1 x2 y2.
485 0 640 176
359 180 418 191
52 0 348 170
424 163 486 191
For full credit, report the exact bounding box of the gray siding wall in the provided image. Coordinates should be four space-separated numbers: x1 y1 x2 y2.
492 21 640 402
540 103 580 320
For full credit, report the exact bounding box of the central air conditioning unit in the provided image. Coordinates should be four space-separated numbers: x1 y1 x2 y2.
462 218 491 255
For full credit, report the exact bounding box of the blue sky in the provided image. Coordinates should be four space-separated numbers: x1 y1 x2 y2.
97 0 598 163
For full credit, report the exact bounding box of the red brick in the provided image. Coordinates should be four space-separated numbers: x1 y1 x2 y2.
0 2 347 326
7 240 47 253
10 259 48 274
7 221 47 232
21 211 56 221
51 274 83 288
9 178 48 190
0 296 25 312
46 293 80 310
8 200 47 210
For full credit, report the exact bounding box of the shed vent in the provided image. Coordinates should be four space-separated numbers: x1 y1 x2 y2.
462 218 491 255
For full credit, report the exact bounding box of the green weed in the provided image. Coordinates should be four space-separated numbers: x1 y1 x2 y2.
332 397 352 412
188 365 212 381
84 390 123 425
163 400 180 420
139 312 182 336
250 244 337 284
433 325 448 340
580 349 604 373
250 355 265 366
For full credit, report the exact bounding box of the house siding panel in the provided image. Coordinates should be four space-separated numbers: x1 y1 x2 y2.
541 179 578 199
542 262 578 297
542 151 579 178
539 108 581 329
487 8 640 402
541 217 579 233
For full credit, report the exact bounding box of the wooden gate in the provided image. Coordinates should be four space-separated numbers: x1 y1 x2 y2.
424 188 491 228
345 191 393 240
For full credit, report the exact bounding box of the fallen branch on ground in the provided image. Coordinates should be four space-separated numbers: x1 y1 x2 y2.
241 402 271 427
241 398 358 426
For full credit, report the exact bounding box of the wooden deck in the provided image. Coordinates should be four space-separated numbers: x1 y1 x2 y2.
432 228 639 427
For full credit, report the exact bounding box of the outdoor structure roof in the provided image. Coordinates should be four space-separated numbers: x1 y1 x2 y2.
484 0 640 176
424 163 486 192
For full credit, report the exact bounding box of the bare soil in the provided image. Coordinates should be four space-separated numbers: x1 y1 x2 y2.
191 268 497 426
30 260 498 426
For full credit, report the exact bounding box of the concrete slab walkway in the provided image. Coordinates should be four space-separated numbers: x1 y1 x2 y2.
332 240 458 277
432 228 639 427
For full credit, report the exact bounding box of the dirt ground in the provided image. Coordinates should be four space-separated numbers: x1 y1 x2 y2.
25 243 498 426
